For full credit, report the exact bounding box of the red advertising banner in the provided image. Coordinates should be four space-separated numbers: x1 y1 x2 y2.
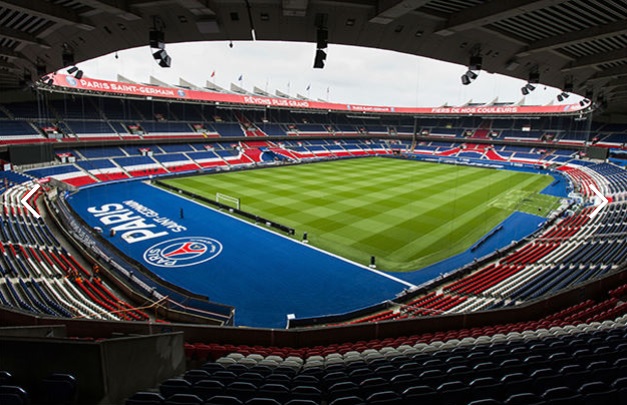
52 75 586 116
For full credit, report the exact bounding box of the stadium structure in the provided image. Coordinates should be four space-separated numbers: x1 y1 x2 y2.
0 1 626 404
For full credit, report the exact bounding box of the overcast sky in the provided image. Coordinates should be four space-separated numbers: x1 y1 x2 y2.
77 41 581 108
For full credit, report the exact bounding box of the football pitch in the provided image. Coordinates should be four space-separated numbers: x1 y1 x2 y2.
162 157 560 271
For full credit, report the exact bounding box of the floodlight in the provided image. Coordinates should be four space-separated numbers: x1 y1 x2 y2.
466 70 478 80
461 74 471 85
521 86 530 95
67 66 78 74
75 70 83 79
314 49 326 69
526 83 536 91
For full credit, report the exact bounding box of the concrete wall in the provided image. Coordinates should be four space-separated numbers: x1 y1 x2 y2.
0 332 185 404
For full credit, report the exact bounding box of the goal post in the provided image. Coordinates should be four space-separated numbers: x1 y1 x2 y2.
216 192 240 210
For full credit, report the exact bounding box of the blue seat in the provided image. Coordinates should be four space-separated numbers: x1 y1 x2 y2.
504 392 544 405
0 371 13 385
390 373 420 392
470 377 502 402
366 390 402 404
284 400 318 405
204 396 243 405
327 396 365 405
184 371 212 384
578 382 617 405
358 377 387 398
193 380 224 400
402 385 440 404
165 394 203 405
243 399 280 405
224 382 256 402
160 379 192 398
290 385 321 402
541 386 584 405
256 384 289 403
125 391 165 405
40 373 77 405
0 386 30 405
437 381 471 404
468 400 501 405
327 381 359 402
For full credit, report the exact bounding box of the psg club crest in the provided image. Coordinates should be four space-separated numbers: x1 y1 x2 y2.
65 75 78 86
143 236 222 268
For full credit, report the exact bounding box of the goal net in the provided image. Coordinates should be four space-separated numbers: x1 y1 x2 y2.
216 192 240 210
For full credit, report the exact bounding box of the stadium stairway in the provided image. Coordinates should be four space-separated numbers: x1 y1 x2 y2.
0 177 149 322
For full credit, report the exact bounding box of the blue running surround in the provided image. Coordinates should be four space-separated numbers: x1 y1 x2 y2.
66 181 410 327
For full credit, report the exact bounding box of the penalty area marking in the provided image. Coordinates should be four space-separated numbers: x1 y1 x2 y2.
153 183 417 289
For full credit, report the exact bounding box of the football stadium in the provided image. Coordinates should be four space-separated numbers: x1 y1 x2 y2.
0 1 626 404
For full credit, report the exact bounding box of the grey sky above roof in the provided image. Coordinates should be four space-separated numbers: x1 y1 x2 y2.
77 40 579 108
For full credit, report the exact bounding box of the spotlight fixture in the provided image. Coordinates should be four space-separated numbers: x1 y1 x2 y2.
313 19 328 69
65 65 84 80
149 18 171 68
461 73 471 85
557 93 565 102
158 55 171 68
314 49 326 69
521 82 536 96
466 70 478 80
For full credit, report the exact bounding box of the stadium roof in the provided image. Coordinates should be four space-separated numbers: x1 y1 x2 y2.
0 0 626 118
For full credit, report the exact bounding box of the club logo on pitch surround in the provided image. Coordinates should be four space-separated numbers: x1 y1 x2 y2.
143 237 222 268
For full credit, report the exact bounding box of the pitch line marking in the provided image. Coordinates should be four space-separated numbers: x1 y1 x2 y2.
152 182 417 289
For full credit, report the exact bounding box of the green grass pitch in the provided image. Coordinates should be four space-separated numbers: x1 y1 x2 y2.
162 157 560 272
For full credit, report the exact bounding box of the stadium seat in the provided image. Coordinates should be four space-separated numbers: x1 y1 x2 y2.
160 379 192 398
328 396 365 405
504 392 544 405
541 386 584 405
243 399 280 405
192 380 225 400
0 386 30 405
366 390 402 404
184 370 212 384
204 396 244 405
125 391 165 405
39 373 78 405
165 394 203 405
